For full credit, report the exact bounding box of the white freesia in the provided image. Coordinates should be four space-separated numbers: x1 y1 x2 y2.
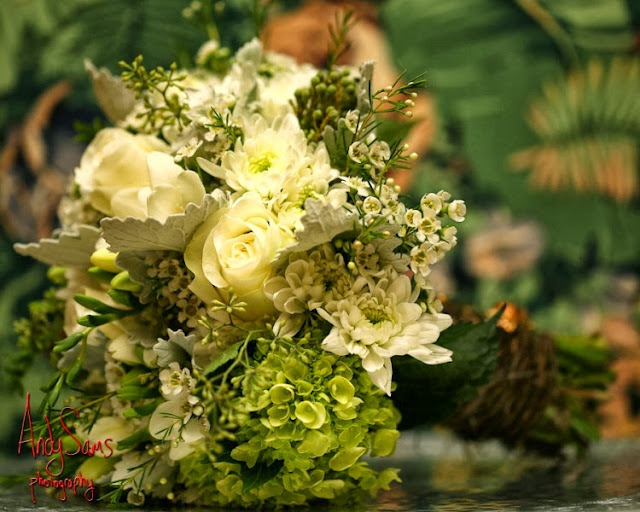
319 275 452 395
185 192 294 319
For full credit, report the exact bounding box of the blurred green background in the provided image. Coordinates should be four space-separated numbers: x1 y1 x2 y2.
0 0 639 455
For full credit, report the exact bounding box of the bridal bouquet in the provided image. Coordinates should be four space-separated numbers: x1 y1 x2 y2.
13 33 464 507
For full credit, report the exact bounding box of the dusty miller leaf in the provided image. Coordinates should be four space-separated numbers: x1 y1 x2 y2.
280 198 358 256
85 59 136 123
14 225 101 268
101 192 227 253
153 329 196 367
114 250 156 304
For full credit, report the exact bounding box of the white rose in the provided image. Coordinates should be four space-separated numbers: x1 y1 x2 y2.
185 192 294 319
75 128 205 220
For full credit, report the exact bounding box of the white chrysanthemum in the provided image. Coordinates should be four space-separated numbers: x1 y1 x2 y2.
198 114 309 199
266 246 352 309
259 52 317 121
318 275 452 395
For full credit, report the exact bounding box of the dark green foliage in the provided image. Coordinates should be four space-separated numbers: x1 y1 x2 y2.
6 288 65 393
393 312 501 429
241 459 285 493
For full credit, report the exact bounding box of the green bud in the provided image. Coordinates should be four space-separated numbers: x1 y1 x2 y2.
313 359 333 377
283 359 307 382
47 266 67 285
110 271 142 292
90 248 120 273
230 443 260 468
216 474 243 498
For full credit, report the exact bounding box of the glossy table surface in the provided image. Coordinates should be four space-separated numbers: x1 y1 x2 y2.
2 431 640 511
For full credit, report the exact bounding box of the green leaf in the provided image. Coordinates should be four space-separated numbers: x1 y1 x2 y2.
117 385 158 401
203 341 243 376
116 428 152 451
123 398 163 419
392 309 502 428
569 413 601 442
240 459 284 494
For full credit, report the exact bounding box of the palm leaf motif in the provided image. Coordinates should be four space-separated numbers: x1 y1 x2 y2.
512 58 640 202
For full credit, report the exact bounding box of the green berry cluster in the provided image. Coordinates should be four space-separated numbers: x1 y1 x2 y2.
7 287 66 392
177 339 401 507
293 69 359 143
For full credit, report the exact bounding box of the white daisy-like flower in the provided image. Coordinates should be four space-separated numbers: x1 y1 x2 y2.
368 140 391 169
410 243 432 278
265 245 353 336
362 196 382 215
197 113 310 200
318 275 452 394
348 141 369 163
420 192 443 214
416 213 441 243
447 200 466 222
344 110 360 133
404 209 422 228
159 362 194 399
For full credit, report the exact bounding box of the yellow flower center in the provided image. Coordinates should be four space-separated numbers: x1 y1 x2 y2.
249 153 275 174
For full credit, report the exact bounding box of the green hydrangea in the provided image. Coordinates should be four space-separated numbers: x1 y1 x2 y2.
177 339 401 507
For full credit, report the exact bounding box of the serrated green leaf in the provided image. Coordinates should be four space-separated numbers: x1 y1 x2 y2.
241 459 284 493
203 341 243 376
